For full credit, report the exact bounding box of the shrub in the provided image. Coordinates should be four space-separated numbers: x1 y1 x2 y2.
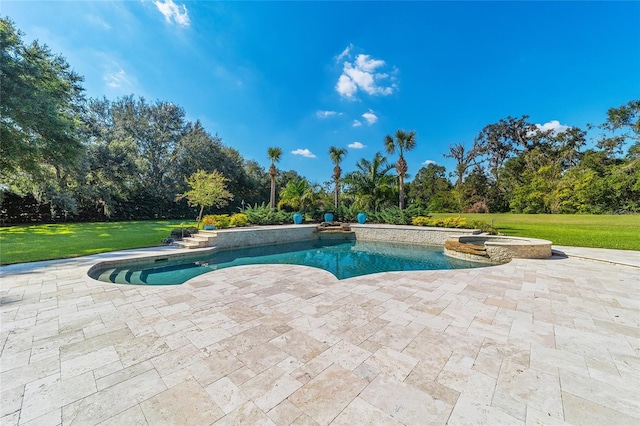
411 216 466 228
467 219 498 235
230 213 248 227
244 203 291 225
411 216 498 234
431 216 467 228
369 205 429 225
170 226 198 240
307 209 324 223
334 204 361 223
202 215 215 226
411 216 431 226
209 214 231 229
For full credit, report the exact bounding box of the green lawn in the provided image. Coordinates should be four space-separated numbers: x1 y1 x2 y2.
1 215 638 266
0 220 196 266
431 213 640 250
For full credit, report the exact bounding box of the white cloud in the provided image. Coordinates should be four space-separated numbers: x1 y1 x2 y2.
335 44 353 63
352 120 362 128
422 160 437 166
153 0 190 27
362 110 378 125
291 149 316 158
104 69 131 88
535 120 570 135
356 54 385 72
335 48 397 99
85 14 111 30
316 110 338 118
348 142 366 149
336 74 358 98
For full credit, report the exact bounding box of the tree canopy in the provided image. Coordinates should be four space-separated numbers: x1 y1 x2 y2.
177 170 233 226
1 18 638 223
1 17 85 213
384 129 416 209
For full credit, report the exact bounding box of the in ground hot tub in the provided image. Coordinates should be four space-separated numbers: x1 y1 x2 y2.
444 235 552 264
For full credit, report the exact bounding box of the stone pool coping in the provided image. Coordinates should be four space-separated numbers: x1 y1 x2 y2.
86 224 485 281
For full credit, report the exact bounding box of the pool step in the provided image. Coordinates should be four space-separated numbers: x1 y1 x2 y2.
98 268 129 284
97 268 117 282
96 268 144 284
175 230 218 249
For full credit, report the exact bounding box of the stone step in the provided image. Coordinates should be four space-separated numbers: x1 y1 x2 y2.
175 240 203 249
444 238 489 257
175 230 218 249
182 236 208 244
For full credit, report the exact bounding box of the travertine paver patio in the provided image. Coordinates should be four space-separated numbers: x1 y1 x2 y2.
1 244 639 425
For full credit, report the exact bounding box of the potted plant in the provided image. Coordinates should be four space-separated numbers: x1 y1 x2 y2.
202 215 216 230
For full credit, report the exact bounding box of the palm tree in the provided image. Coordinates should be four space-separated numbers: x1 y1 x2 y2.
277 178 320 213
384 129 417 209
343 152 396 211
328 146 347 209
267 147 282 209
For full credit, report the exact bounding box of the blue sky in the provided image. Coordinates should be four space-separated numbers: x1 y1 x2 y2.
4 1 639 184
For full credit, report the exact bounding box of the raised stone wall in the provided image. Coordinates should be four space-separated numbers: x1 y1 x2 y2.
211 225 317 249
350 224 482 245
444 235 552 264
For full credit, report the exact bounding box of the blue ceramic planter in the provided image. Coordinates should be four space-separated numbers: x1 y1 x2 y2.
293 213 304 224
357 212 367 224
203 225 215 230
324 213 334 222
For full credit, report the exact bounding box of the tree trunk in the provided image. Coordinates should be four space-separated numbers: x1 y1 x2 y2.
332 165 341 210
269 164 277 209
396 157 408 210
399 175 405 209
197 205 204 228
270 177 276 209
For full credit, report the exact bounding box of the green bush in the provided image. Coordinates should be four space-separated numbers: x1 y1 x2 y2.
170 226 198 240
209 214 231 229
243 203 291 225
429 216 467 228
411 216 497 234
369 205 429 225
334 204 362 223
230 213 248 227
467 219 498 235
411 216 431 226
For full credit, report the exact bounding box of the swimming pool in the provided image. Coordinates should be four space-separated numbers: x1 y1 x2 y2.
89 239 487 285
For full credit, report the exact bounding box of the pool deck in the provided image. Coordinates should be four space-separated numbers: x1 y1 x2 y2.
1 244 639 425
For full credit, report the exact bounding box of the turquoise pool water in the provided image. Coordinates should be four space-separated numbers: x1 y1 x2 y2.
90 239 486 285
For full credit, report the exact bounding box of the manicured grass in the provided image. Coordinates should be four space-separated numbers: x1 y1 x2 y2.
431 213 640 250
0 220 196 265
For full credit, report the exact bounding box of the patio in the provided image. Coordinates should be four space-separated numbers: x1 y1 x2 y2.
1 245 639 425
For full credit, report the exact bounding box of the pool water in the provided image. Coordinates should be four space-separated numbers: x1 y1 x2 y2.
90 239 486 285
